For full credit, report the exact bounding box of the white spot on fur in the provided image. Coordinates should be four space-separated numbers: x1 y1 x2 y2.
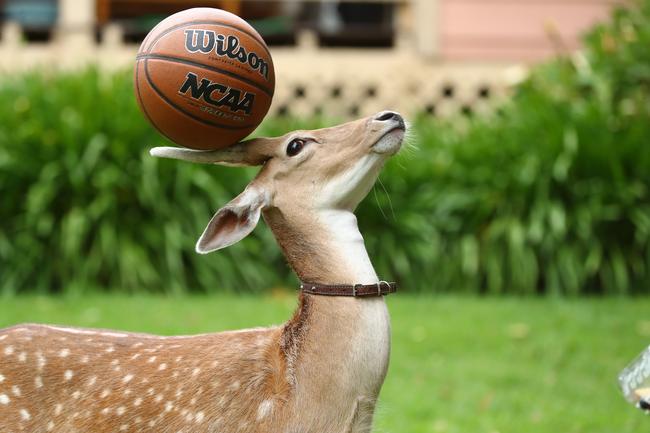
35 376 43 388
0 335 6 340
130 353 141 360
106 346 115 353
36 351 46 370
101 407 110 415
155 394 163 403
20 408 31 421
72 391 81 399
0 374 4 383
120 425 128 431
147 356 156 363
80 355 90 364
164 401 173 412
87 376 97 387
64 370 73 381
4 345 14 355
11 385 21 396
47 421 54 431
18 352 26 362
158 363 167 371
59 348 70 358
148 420 156 427
0 394 9 404
134 398 142 406
101 389 111 398
257 400 273 420
195 411 205 423
123 374 134 383
116 406 126 416
54 403 63 415
229 381 240 390
192 367 201 376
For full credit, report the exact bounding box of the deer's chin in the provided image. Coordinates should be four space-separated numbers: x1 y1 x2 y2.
371 128 404 155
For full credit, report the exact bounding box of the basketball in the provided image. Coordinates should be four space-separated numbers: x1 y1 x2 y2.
134 8 275 150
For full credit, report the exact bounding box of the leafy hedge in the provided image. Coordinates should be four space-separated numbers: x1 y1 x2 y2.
1 0 649 295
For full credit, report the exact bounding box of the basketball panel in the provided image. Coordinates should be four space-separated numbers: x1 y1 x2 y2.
145 22 275 93
135 61 255 150
142 58 271 129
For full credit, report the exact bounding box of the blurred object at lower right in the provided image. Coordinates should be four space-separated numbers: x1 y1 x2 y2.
619 345 650 414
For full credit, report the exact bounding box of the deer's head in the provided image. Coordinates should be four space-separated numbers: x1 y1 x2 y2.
151 111 406 254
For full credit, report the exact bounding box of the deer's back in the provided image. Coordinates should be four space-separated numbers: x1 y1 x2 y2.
0 323 290 433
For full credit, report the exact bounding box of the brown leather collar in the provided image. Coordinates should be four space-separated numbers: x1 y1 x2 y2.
300 281 398 297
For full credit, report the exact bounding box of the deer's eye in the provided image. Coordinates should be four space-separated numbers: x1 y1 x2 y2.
286 139 305 157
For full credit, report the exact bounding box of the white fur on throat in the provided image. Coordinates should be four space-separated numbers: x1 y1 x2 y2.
317 209 378 284
316 153 384 212
317 208 391 400
315 154 392 400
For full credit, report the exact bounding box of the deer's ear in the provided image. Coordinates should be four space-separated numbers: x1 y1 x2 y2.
196 187 270 254
151 138 275 167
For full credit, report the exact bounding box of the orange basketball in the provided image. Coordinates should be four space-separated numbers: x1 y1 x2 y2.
134 8 275 150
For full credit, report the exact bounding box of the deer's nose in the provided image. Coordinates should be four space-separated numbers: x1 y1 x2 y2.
373 111 405 131
374 111 401 122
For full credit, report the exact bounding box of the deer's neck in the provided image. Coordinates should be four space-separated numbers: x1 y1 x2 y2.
263 207 391 402
263 207 378 284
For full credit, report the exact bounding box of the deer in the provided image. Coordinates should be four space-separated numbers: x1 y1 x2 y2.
0 110 406 433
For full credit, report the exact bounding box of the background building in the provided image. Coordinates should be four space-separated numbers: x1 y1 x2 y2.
0 0 621 118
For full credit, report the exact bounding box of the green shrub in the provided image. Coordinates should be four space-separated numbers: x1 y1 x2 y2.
0 69 287 295
0 0 649 295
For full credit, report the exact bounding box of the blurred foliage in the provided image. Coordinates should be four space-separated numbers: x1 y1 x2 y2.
1 0 649 295
365 0 650 295
0 69 287 295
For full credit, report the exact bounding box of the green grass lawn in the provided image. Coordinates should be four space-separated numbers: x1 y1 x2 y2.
1 294 648 433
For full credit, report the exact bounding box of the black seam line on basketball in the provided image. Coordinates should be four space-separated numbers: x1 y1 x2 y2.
135 61 178 144
137 53 274 98
142 58 256 131
144 20 273 63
